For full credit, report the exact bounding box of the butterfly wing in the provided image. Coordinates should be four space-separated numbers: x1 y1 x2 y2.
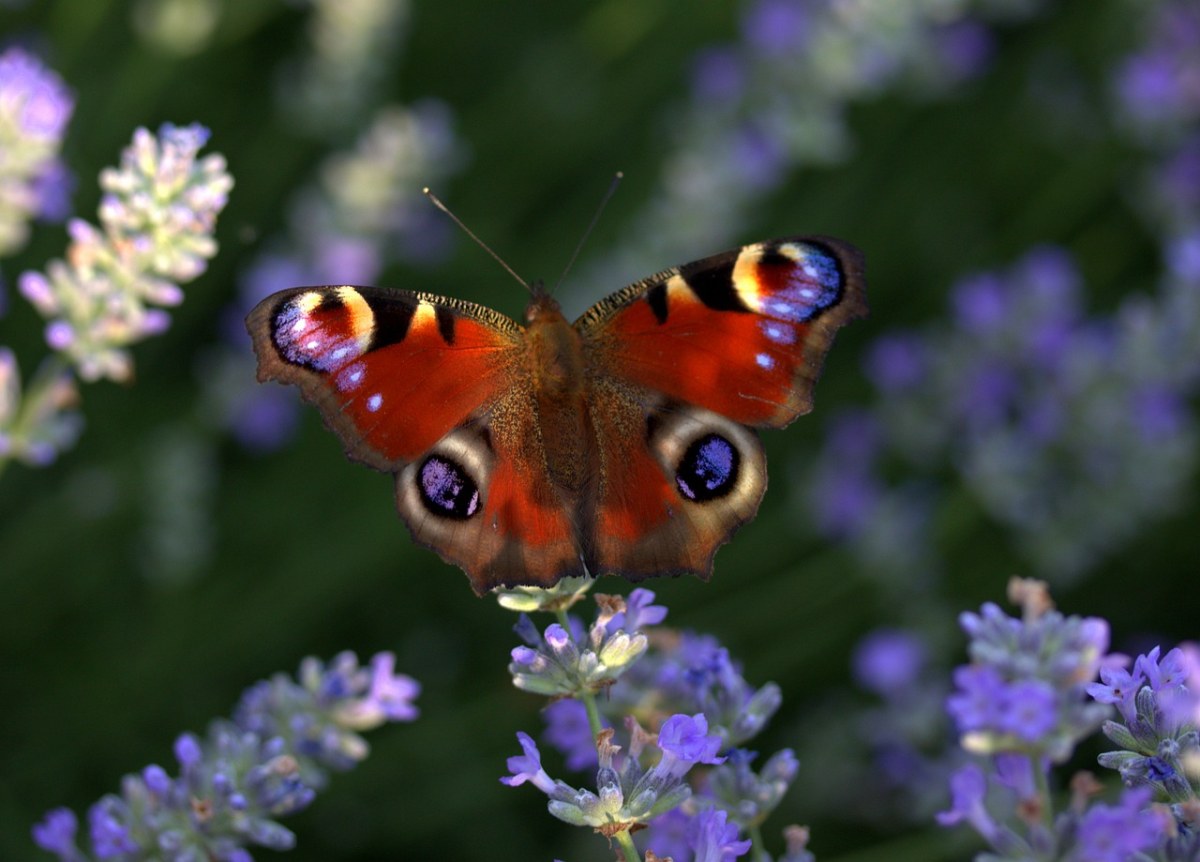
247 286 582 594
576 237 867 579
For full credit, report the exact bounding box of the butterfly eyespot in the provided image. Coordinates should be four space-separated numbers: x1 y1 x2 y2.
675 433 740 502
418 455 481 519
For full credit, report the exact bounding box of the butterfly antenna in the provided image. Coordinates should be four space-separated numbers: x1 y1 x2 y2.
554 171 623 293
423 187 532 293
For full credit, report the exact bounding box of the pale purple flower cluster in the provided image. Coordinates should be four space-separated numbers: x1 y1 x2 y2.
0 47 74 255
0 346 80 466
502 713 724 832
805 245 1200 584
946 596 1111 761
32 651 418 862
936 583 1191 861
19 123 232 383
499 583 804 861
1 123 231 474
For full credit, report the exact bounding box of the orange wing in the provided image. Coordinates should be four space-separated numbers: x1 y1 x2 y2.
576 237 867 579
247 286 580 593
579 237 866 426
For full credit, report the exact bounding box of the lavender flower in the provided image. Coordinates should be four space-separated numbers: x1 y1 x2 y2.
501 581 804 861
684 808 753 862
935 582 1189 860
1070 788 1165 862
501 714 722 837
0 347 81 467
804 243 1200 585
0 48 74 255
508 596 651 697
613 629 782 749
19 123 231 383
32 651 418 862
1094 646 1199 803
946 584 1111 761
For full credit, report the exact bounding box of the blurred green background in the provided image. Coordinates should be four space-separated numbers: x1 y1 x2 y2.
2 0 1196 860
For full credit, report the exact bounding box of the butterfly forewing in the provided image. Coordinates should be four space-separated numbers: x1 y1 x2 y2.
247 285 525 469
577 236 867 428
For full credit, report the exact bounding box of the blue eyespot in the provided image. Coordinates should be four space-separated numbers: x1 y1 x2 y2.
676 434 739 502
418 455 481 519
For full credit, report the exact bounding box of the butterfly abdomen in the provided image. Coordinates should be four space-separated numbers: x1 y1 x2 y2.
524 295 593 496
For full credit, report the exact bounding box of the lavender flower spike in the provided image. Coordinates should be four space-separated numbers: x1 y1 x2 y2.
0 48 74 255
19 123 232 382
32 651 418 862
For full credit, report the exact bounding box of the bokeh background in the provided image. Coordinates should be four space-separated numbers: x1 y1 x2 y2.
2 0 1198 859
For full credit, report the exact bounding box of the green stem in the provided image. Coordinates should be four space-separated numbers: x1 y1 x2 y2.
613 828 641 862
749 823 767 862
556 608 606 736
1031 753 1054 832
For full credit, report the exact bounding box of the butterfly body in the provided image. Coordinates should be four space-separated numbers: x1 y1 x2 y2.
248 236 867 594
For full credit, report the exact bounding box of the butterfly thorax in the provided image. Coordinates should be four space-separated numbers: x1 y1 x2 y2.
524 293 592 494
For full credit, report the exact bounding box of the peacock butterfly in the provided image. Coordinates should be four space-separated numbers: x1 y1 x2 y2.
246 236 867 595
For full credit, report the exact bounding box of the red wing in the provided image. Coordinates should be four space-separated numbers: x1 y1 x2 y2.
577 237 867 428
247 285 581 594
247 285 523 470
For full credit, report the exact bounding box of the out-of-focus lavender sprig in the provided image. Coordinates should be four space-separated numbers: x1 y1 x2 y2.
495 579 807 862
946 578 1111 763
0 346 81 467
19 123 232 383
804 244 1200 586
31 651 419 862
0 47 74 255
572 0 1032 308
282 0 410 137
204 99 463 452
935 578 1189 862
1 124 231 475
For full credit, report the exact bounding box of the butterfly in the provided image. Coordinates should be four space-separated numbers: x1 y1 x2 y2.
247 236 867 595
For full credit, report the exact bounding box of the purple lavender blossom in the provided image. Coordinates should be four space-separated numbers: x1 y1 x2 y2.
685 808 753 862
543 698 602 771
935 763 1000 843
30 809 82 861
0 48 74 255
931 20 995 82
948 597 1111 761
500 731 558 794
1072 788 1164 861
863 333 926 393
692 47 745 105
655 713 726 777
996 679 1058 742
852 628 927 697
0 48 73 140
740 0 810 56
1086 663 1141 723
33 651 412 861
